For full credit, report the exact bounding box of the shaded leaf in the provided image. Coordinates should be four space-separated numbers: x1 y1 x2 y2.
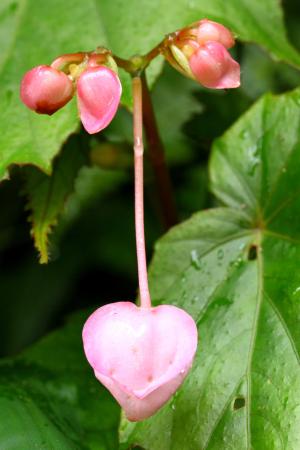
23 136 87 263
105 65 203 165
0 311 120 449
55 164 161 280
152 66 203 164
120 88 300 449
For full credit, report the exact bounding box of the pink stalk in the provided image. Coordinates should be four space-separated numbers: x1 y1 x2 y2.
132 76 151 309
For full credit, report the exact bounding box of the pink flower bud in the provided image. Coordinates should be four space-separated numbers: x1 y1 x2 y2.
82 302 198 421
189 41 240 89
20 65 74 115
197 19 235 48
76 66 121 134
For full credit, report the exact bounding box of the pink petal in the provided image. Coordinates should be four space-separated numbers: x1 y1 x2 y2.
82 302 198 421
95 368 186 421
20 65 74 115
76 66 122 134
189 41 240 89
197 19 235 49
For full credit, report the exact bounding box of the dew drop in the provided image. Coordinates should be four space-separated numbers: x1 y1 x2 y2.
239 129 249 140
217 249 224 260
292 286 300 296
190 249 201 270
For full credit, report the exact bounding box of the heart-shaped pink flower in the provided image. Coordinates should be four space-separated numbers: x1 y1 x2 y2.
76 66 122 134
82 302 198 421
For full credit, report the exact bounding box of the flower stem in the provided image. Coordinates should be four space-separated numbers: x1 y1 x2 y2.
132 76 151 309
141 73 178 229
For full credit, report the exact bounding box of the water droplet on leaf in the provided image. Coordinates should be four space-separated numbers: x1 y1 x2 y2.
217 249 224 260
190 249 202 270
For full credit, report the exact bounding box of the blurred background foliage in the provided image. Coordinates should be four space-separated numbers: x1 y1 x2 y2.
0 0 299 358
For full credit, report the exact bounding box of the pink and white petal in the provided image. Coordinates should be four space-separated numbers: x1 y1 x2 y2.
189 42 240 89
77 66 121 134
95 369 189 421
82 302 198 421
197 19 235 48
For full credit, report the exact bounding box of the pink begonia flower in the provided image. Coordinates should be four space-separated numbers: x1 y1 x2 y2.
20 60 121 134
189 41 240 89
82 302 198 421
77 66 122 134
171 19 240 89
20 65 74 115
196 19 235 49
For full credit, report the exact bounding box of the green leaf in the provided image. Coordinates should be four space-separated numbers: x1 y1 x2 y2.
120 88 300 449
23 136 87 263
99 0 300 66
55 164 161 280
241 45 300 100
152 65 203 164
0 311 120 449
1 0 300 180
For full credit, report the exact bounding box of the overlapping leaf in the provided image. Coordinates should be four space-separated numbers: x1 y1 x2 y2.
23 136 87 263
120 88 300 449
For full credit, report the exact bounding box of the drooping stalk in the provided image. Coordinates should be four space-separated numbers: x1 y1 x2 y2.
132 76 151 309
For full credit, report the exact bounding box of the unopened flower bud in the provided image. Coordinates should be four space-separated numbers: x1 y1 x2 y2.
76 66 122 134
20 65 74 115
164 19 240 89
197 19 235 48
82 302 198 421
189 41 240 89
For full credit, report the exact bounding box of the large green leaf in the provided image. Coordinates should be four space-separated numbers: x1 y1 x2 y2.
1 0 300 180
0 311 120 449
120 88 300 449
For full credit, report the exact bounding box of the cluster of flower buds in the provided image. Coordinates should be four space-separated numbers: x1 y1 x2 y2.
20 50 122 134
82 302 198 421
20 20 240 138
164 19 240 89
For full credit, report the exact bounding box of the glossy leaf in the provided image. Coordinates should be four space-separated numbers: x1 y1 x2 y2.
1 0 300 180
120 88 300 449
0 311 120 449
23 136 87 263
